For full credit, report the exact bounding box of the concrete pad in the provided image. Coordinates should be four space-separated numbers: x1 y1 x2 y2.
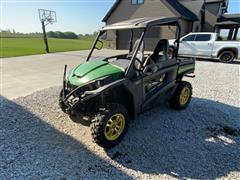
1 49 126 99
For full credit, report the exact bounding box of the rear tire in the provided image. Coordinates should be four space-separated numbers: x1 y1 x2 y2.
169 81 192 110
91 103 129 148
219 50 235 63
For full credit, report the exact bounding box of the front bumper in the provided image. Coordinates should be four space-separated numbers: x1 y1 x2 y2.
59 80 102 116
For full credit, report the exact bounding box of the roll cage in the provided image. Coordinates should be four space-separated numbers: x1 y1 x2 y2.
86 17 181 77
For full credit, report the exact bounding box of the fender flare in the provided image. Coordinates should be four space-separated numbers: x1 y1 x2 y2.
217 48 238 58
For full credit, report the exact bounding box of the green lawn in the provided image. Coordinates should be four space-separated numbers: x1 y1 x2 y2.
0 37 95 58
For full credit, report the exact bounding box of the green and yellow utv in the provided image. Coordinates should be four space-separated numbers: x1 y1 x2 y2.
59 17 195 148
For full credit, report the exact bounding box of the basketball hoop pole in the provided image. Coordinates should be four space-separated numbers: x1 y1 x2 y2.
41 20 49 53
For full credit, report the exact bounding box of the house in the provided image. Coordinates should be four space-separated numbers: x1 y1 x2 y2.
102 0 229 49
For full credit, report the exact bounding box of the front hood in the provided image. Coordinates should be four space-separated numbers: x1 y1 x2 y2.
68 60 124 86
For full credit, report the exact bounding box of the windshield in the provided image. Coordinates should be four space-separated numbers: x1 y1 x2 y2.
88 30 129 61
87 25 178 74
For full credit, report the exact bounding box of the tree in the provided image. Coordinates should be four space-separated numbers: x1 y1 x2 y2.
55 31 66 38
63 32 78 39
47 31 58 38
78 33 84 39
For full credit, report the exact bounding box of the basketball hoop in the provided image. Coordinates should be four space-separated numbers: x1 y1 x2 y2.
38 9 57 53
46 17 54 25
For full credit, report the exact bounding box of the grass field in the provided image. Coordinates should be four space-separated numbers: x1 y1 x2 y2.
0 37 95 58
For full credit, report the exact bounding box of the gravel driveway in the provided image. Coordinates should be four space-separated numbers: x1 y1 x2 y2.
1 60 239 179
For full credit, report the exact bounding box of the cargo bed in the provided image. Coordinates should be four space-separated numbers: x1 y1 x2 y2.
178 57 195 75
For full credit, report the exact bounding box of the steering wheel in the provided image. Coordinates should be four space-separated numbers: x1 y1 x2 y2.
141 55 152 72
135 55 154 72
135 57 143 65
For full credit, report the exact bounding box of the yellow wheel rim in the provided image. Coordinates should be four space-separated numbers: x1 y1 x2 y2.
104 113 125 141
179 87 190 105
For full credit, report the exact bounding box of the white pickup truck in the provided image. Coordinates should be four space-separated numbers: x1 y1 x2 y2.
169 32 240 63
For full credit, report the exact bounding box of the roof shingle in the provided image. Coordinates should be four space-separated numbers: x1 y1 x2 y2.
102 0 199 22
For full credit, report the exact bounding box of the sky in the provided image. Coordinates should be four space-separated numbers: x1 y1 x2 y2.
0 0 240 34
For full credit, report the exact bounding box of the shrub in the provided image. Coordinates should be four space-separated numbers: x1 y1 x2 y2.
47 31 78 39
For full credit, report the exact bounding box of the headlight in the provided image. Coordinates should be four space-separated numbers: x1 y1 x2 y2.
95 80 102 88
94 76 114 89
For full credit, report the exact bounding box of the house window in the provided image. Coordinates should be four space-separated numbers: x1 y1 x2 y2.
131 0 144 5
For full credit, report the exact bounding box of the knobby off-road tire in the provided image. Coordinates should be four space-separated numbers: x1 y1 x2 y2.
219 50 235 63
169 81 192 110
91 103 129 148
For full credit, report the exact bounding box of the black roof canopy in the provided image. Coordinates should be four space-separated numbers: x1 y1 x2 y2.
102 17 179 30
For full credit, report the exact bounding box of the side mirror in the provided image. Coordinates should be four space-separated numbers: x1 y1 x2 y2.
95 40 103 50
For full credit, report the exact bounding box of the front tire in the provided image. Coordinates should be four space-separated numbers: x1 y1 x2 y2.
91 103 129 148
59 89 67 113
169 81 192 110
219 50 235 63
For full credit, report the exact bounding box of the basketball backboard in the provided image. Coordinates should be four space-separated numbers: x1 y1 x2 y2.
38 9 57 24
